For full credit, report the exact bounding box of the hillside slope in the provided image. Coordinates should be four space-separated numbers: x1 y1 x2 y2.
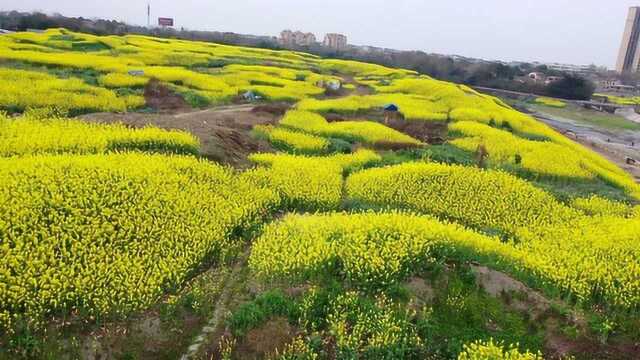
0 29 639 360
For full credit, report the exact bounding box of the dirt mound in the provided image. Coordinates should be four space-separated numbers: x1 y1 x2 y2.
79 104 279 167
325 112 447 145
233 317 297 359
469 265 640 360
471 265 550 320
386 117 448 144
544 328 640 360
251 103 291 116
208 126 272 167
144 79 190 112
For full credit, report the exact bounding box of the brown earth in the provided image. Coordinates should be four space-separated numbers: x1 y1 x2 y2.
404 266 639 360
543 327 640 360
386 116 448 144
250 103 291 116
324 110 447 146
231 317 298 360
144 79 191 112
342 75 375 96
471 265 551 321
80 104 283 168
471 265 640 360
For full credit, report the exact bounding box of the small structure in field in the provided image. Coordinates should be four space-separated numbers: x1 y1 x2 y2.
317 79 342 91
242 90 261 102
326 80 341 91
383 103 400 124
384 104 399 112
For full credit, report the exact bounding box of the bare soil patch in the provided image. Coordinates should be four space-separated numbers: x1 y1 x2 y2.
80 104 280 168
251 103 291 116
342 75 375 96
544 329 640 360
324 111 447 145
232 317 297 360
144 79 191 112
469 265 640 360
386 117 448 144
76 309 203 360
471 265 550 321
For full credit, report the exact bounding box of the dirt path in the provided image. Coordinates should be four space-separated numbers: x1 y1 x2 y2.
179 250 250 360
533 111 640 182
173 104 256 118
80 104 282 167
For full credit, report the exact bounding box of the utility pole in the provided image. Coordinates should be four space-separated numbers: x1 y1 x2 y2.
147 3 151 28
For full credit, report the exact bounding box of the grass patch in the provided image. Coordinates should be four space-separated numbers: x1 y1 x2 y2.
530 103 640 132
415 265 545 359
530 176 635 205
2 60 100 86
227 290 299 337
378 144 476 167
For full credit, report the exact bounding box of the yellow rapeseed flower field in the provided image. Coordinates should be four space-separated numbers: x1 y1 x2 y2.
253 124 330 154
458 339 543 360
0 112 199 156
0 67 142 113
346 162 581 236
534 97 566 108
2 28 640 355
250 211 497 287
0 153 279 329
244 150 381 210
280 110 422 146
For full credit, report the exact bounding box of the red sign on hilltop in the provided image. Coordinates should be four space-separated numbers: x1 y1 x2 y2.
158 17 174 27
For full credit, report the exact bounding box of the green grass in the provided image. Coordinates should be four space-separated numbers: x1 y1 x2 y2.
530 176 636 205
529 103 640 132
377 144 476 168
414 266 545 359
227 290 299 337
1 60 100 86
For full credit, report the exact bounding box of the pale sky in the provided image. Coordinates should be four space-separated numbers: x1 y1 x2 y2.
0 0 636 69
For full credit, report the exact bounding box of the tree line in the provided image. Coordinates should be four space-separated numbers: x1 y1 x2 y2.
0 11 595 100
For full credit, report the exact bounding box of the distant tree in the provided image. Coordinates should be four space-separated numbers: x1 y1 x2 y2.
534 64 549 72
0 10 600 100
546 74 595 100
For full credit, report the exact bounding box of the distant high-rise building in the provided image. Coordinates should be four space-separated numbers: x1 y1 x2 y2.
323 33 347 50
279 30 316 47
616 7 640 73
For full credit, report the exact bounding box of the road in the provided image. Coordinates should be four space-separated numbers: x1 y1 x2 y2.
532 110 640 182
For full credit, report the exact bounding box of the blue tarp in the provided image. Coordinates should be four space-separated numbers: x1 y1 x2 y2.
383 103 399 112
